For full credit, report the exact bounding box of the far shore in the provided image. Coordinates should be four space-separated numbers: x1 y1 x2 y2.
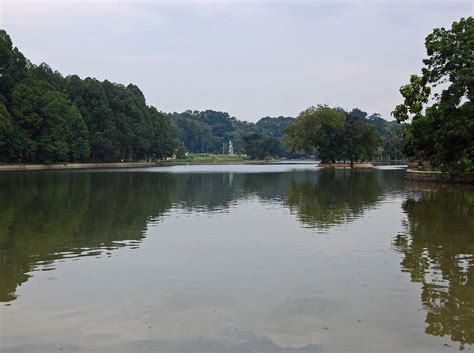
0 160 320 172
0 160 416 173
318 162 374 169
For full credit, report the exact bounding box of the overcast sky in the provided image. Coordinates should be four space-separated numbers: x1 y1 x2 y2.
1 0 471 121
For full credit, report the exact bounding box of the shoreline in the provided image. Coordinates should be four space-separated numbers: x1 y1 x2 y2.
0 161 419 173
405 169 474 184
0 162 161 172
0 160 318 172
319 162 374 169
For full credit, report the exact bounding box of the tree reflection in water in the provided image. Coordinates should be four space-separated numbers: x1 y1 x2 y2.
0 171 175 302
285 169 404 229
394 187 474 350
0 168 404 302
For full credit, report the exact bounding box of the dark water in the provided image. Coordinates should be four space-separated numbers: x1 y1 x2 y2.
0 165 472 352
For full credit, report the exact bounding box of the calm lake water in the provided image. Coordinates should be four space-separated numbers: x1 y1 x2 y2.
0 165 473 353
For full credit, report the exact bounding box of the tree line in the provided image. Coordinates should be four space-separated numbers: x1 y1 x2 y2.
0 30 174 163
169 110 296 159
171 109 402 161
0 28 404 163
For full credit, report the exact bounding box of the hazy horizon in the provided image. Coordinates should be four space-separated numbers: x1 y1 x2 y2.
1 0 471 122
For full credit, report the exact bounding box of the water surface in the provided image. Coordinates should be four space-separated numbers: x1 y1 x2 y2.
0 165 472 352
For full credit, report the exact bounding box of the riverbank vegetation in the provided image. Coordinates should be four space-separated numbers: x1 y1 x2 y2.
174 153 248 163
393 17 473 172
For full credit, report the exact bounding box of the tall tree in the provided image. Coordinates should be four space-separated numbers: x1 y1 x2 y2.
286 105 346 163
343 111 382 167
0 30 28 98
148 106 174 160
286 105 382 164
0 101 12 160
9 77 47 161
243 132 283 160
393 17 474 171
256 116 295 140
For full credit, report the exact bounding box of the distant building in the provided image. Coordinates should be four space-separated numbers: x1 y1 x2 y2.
228 140 234 156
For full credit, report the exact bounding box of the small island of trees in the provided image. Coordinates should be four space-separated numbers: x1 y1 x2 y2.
285 105 382 167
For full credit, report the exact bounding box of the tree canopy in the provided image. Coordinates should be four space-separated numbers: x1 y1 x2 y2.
285 105 382 164
392 17 474 171
168 110 288 159
0 29 174 163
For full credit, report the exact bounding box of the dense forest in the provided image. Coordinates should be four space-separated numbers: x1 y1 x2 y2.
0 29 403 163
0 30 173 163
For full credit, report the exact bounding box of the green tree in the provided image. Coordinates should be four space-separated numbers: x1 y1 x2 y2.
286 105 382 164
36 91 90 162
148 106 174 160
347 110 405 160
256 116 295 140
171 114 214 153
0 101 12 159
9 77 46 161
286 105 346 163
170 110 238 154
175 145 186 159
0 30 28 98
68 77 121 161
343 111 382 166
393 17 474 171
67 105 90 161
243 133 283 160
36 91 71 161
31 63 65 92
382 124 404 160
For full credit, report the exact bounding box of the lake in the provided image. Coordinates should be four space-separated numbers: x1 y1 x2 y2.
0 165 473 352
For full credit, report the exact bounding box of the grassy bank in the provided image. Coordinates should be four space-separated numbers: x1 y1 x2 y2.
175 154 250 163
0 156 265 172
